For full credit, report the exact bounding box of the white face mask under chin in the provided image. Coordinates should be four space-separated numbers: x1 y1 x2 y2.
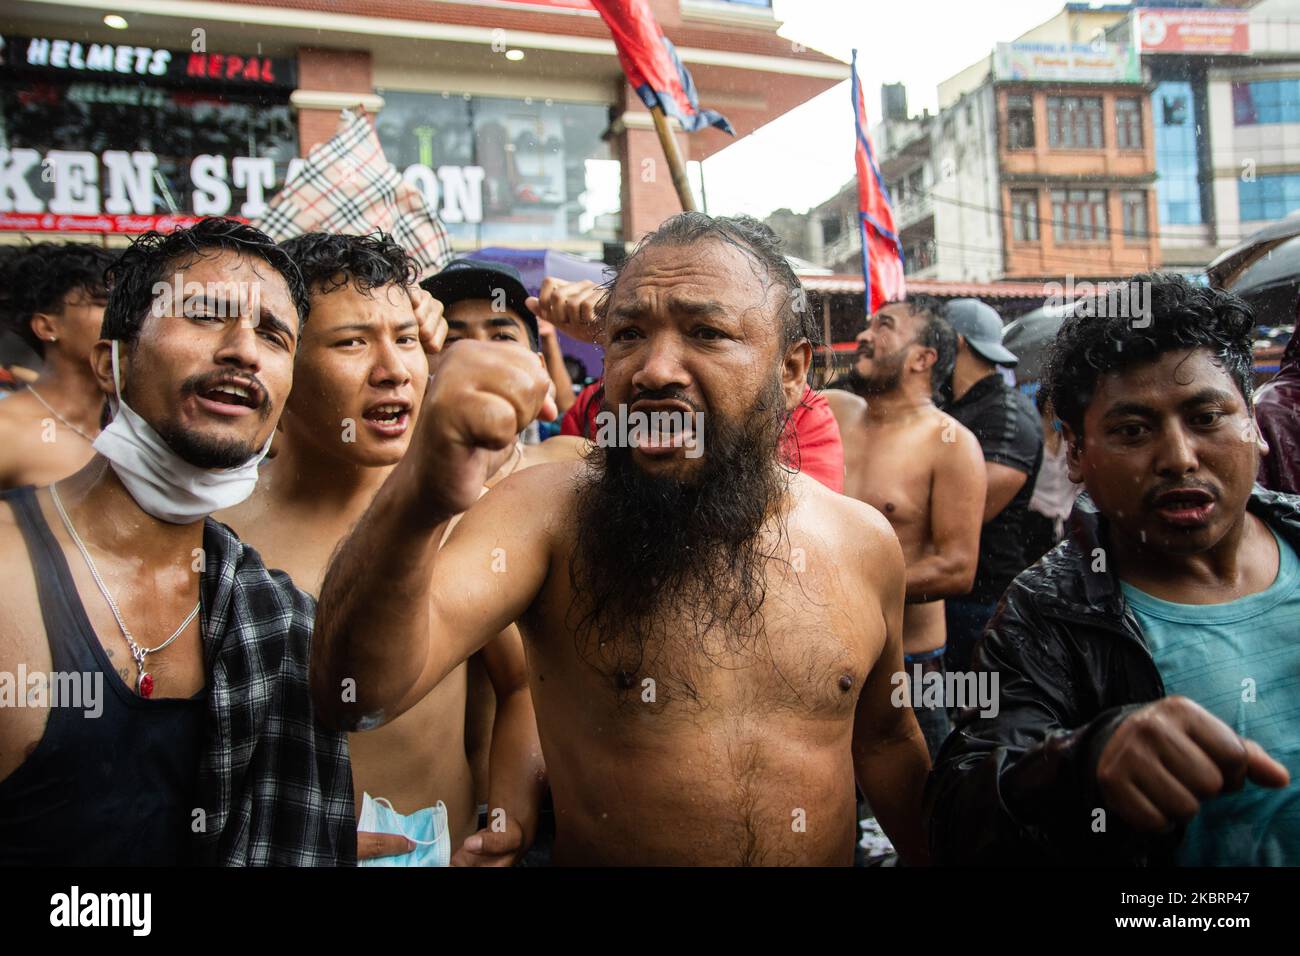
91 340 272 524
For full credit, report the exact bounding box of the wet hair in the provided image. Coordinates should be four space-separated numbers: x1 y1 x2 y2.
101 217 309 346
1043 272 1255 437
0 242 117 358
906 293 957 392
279 231 417 297
599 212 822 351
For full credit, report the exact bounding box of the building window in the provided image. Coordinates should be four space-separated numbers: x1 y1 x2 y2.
1047 96 1103 149
903 239 934 275
1233 79 1300 125
1239 173 1300 222
1051 188 1108 242
1120 190 1147 241
1010 189 1039 241
1155 80 1203 225
1162 92 1189 127
1007 94 1035 150
1115 98 1143 149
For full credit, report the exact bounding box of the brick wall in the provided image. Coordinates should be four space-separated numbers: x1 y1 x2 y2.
296 47 373 154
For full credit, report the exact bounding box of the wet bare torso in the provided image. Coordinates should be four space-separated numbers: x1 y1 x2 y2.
517 468 888 865
836 399 952 654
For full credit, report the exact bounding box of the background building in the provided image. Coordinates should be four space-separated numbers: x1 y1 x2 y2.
784 1 1300 289
0 0 848 252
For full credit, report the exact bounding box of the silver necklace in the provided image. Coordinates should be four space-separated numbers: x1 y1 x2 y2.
27 385 97 444
49 482 200 698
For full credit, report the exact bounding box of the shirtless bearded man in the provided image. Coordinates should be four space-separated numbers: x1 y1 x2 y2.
311 213 930 866
824 297 985 757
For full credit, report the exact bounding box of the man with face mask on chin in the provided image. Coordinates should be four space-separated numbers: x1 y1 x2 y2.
0 217 355 866
312 213 930 866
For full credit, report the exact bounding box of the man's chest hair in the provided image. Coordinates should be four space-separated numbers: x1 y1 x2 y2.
533 570 875 719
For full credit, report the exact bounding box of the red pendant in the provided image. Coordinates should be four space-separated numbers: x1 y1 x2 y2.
137 672 154 698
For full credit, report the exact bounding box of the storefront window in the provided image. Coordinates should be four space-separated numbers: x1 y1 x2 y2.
0 34 297 230
375 90 621 246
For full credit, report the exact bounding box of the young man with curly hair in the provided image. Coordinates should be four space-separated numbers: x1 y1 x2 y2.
926 273 1298 866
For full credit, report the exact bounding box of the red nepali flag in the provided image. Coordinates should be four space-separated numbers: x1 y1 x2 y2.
852 49 906 313
590 0 733 134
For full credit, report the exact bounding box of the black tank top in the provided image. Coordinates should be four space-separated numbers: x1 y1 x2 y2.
0 485 205 865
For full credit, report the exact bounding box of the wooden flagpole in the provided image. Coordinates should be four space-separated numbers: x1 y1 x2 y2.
649 103 697 213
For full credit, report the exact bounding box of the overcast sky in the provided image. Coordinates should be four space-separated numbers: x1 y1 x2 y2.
697 0 1102 219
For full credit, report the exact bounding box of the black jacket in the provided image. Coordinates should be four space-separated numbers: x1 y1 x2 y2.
924 487 1300 865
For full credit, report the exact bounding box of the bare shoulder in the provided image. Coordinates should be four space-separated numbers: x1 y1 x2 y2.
0 489 25 546
0 491 40 648
0 392 38 421
472 457 588 528
792 473 904 608
929 408 983 460
522 435 589 468
819 388 866 425
794 470 897 552
213 486 270 536
0 396 30 443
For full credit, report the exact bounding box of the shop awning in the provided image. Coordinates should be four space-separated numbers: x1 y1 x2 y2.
798 275 1054 299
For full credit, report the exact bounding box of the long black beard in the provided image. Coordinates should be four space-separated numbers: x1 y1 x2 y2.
568 376 793 696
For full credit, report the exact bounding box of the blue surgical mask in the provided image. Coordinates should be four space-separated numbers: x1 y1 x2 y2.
357 793 451 867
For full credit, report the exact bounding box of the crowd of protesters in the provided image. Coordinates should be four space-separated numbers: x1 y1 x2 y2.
0 215 1296 866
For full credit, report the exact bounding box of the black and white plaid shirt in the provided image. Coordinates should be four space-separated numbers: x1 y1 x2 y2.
191 519 355 866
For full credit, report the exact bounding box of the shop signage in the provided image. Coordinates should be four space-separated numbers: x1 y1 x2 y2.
0 148 486 232
1136 8 1251 55
994 41 1140 83
0 34 297 89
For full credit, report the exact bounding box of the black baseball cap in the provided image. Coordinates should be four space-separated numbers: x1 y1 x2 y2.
420 259 538 348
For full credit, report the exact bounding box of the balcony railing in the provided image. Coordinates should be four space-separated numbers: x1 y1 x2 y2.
895 193 934 229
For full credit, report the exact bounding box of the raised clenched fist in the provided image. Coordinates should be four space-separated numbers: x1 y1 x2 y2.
412 339 556 516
